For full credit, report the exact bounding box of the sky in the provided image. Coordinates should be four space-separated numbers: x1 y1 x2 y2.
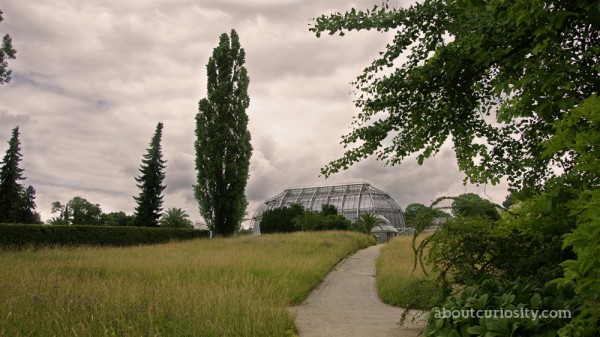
0 0 509 225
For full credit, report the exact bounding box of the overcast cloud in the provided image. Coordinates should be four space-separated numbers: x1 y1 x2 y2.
0 0 509 225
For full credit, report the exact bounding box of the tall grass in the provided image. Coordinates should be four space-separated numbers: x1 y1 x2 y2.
376 235 443 310
0 231 373 336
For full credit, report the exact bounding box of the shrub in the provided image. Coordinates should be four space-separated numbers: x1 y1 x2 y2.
425 278 579 337
259 204 304 234
0 224 209 247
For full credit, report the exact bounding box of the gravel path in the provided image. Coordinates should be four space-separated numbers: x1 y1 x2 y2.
291 244 427 337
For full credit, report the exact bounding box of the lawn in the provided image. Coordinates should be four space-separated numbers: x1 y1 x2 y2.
376 234 443 310
0 231 374 336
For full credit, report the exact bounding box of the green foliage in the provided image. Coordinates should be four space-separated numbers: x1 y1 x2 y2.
321 214 351 231
0 223 209 247
553 189 600 337
353 212 386 233
426 277 579 337
159 207 194 229
451 193 501 220
404 202 449 274
427 192 576 286
320 204 338 216
427 216 505 284
0 127 40 224
49 196 103 226
195 29 252 237
101 211 134 226
291 211 321 232
260 204 304 234
311 0 600 191
133 122 166 227
0 10 16 85
292 205 351 232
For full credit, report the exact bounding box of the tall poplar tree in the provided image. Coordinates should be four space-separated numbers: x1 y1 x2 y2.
195 30 252 237
133 122 166 227
0 127 39 223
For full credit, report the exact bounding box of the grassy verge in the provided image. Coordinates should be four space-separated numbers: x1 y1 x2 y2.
376 235 443 310
0 231 374 336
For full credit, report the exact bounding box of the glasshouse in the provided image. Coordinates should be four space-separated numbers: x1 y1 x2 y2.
251 182 406 234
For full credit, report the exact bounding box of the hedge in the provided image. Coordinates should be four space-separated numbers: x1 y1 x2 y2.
0 224 210 247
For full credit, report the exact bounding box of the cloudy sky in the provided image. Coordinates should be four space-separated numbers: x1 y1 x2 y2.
0 0 509 225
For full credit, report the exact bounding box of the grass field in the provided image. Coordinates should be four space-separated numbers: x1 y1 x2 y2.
376 235 443 310
0 231 374 336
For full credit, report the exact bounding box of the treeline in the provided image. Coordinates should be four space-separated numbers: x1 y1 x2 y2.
0 124 193 228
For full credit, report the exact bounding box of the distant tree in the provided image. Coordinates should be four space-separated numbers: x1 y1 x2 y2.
16 185 42 224
69 197 102 225
259 204 304 234
50 197 102 225
49 201 70 225
133 122 166 227
451 193 500 220
160 208 193 228
292 211 324 232
320 204 338 216
320 214 351 231
101 211 133 226
0 10 16 85
354 212 386 234
195 29 252 237
0 127 39 223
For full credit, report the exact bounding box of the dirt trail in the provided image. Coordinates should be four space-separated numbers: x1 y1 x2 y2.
290 244 427 337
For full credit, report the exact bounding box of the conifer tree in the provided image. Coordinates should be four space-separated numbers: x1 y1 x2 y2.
0 127 39 223
133 122 166 227
195 30 252 236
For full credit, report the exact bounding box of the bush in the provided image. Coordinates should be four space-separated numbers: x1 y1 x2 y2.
425 278 580 337
0 224 209 247
426 192 576 286
259 204 304 234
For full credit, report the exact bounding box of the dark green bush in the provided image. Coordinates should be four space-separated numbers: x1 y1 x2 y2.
425 277 580 337
0 224 209 247
259 204 304 234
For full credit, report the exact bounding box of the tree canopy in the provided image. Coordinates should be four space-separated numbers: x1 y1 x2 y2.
0 10 17 85
195 29 252 237
311 0 599 192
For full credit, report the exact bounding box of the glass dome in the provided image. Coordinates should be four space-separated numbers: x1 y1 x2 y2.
251 182 405 234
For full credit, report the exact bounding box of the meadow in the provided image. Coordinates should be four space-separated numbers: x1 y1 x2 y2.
0 231 374 336
376 234 443 310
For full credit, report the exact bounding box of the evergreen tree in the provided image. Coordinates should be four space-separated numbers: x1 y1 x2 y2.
195 30 252 237
133 122 166 227
0 127 39 223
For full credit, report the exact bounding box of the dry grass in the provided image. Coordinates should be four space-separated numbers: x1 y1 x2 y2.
376 234 443 310
0 231 374 336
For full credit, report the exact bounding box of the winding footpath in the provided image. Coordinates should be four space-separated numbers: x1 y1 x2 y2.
291 244 427 337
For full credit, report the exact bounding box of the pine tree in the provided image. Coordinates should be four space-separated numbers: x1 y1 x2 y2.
0 127 39 223
133 122 166 227
195 30 252 237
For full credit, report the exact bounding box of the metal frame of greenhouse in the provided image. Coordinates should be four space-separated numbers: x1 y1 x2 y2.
251 182 406 235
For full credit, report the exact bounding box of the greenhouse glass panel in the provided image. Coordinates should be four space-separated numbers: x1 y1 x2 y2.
251 182 405 234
